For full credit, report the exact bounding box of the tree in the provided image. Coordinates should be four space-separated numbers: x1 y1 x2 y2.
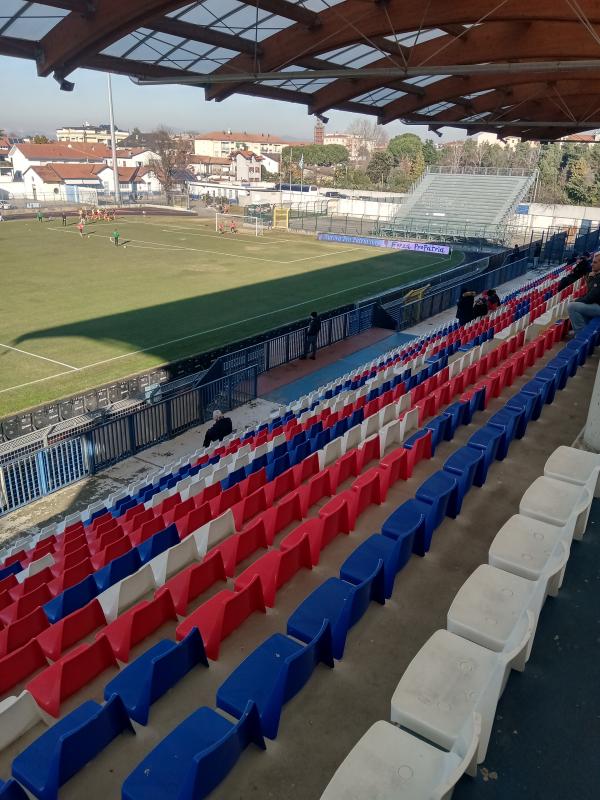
366 151 394 185
388 133 422 164
147 127 191 200
32 135 49 144
281 143 348 167
347 118 389 159
422 139 439 166
460 139 479 168
409 149 426 182
566 158 593 205
537 143 565 203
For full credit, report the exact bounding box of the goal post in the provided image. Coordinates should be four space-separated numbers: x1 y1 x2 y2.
273 207 290 229
215 212 263 236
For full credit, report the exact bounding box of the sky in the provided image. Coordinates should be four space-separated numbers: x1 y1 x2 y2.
0 56 461 142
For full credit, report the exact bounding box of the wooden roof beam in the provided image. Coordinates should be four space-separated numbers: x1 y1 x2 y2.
148 16 262 56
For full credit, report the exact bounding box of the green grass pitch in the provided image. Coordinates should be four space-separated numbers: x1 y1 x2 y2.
0 215 464 417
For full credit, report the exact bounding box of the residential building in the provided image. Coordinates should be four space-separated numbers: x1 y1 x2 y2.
230 150 263 183
95 165 159 196
23 163 103 200
8 142 158 180
56 124 129 145
194 130 308 158
472 132 535 149
186 155 231 179
558 132 600 148
322 132 381 160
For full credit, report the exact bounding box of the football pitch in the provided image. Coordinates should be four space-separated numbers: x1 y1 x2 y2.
0 215 464 418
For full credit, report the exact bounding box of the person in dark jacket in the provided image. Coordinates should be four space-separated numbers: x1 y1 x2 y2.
558 253 592 291
472 297 489 318
300 311 321 360
203 409 233 448
485 288 500 311
456 289 476 326
568 252 600 331
510 244 520 263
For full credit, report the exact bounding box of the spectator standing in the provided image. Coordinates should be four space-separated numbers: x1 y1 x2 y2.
533 241 542 268
61 211 67 227
511 244 520 263
473 296 489 318
485 288 500 311
300 311 321 360
567 252 600 331
456 288 476 326
203 410 233 448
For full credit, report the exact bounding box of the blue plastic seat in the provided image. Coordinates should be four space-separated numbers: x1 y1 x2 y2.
222 466 246 491
564 338 589 366
506 390 538 426
443 446 485 505
331 417 349 440
93 548 142 593
416 471 460 525
465 386 486 417
43 575 99 624
122 702 265 800
487 407 525 458
0 562 22 581
247 454 268 475
341 533 412 599
0 780 28 799
136 523 179 565
265 453 290 482
443 401 470 433
424 414 454 450
114 498 136 517
531 369 558 405
544 357 569 390
288 431 306 451
467 425 504 473
348 408 364 428
104 629 207 725
290 440 310 467
287 568 384 660
216 622 333 739
519 380 546 419
12 696 134 800
267 442 288 463
553 348 579 377
310 428 331 453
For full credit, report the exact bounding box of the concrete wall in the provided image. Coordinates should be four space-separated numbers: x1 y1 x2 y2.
515 202 600 230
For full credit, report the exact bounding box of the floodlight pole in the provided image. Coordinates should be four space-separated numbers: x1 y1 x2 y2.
107 73 121 207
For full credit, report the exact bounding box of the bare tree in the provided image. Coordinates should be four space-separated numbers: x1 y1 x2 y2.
147 127 191 201
347 118 390 151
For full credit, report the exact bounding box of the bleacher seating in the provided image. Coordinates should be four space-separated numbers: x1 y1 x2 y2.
0 261 594 798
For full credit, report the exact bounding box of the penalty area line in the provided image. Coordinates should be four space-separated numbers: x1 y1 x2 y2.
0 342 78 370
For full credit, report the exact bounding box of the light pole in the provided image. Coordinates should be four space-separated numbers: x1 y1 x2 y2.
107 73 121 207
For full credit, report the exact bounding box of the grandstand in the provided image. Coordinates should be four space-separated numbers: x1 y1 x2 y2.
382 168 537 243
0 259 598 799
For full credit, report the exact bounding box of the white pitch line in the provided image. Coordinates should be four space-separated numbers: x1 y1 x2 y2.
0 342 78 370
0 370 75 395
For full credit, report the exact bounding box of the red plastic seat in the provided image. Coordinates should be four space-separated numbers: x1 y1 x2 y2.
27 538 55 562
27 635 118 717
0 606 50 657
37 599 106 661
0 573 18 595
91 536 133 570
380 447 409 488
333 449 361 488
0 638 47 695
162 550 227 616
211 484 242 517
267 490 304 541
9 567 54 601
212 518 269 576
51 543 90 573
197 481 222 506
239 467 266 498
232 486 268 530
128 515 165 547
89 526 125 555
351 468 386 519
234 535 312 607
122 507 154 536
292 452 320 485
299 469 335 516
152 493 181 519
101 591 178 662
0 583 52 626
358 434 381 471
403 428 432 474
264 468 297 505
55 533 89 556
175 575 266 660
163 496 195 527
176 503 211 540
280 519 324 566
319 494 353 550
48 558 94 596
92 516 120 540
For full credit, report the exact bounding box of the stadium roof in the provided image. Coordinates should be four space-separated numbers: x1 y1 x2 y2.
4 1 600 141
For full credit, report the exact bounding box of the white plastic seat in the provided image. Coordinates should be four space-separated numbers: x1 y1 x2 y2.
144 488 170 510
447 564 539 676
0 691 45 751
400 407 419 439
98 564 156 623
198 508 236 549
343 425 362 453
253 443 268 459
361 414 381 440
489 514 571 596
175 476 194 496
397 393 412 414
233 453 250 470
181 477 206 502
544 445 600 498
210 465 229 485
320 716 480 800
391 629 506 764
319 438 344 470
148 535 200 585
519 475 592 540
379 419 402 454
16 553 55 583
379 401 396 428
270 433 287 449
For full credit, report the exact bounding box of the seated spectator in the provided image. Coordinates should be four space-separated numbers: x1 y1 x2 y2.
558 253 593 291
203 409 233 448
567 252 600 332
456 288 476 326
485 288 500 311
472 297 489 318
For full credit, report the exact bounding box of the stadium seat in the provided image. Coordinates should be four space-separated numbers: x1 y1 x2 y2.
12 696 134 800
0 690 45 752
175 575 267 660
43 576 99 625
519 475 592 540
319 716 480 800
0 638 48 695
121 701 265 800
101 590 178 662
287 568 385 660
104 628 207 724
161 550 227 616
93 548 142 594
136 523 180 565
234 534 312 607
340 533 410 599
26 635 119 717
147 533 200 585
0 779 29 799
216 622 333 739
37 599 106 661
97 563 156 623
544 445 600 497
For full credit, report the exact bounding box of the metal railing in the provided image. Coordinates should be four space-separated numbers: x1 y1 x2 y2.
426 166 534 177
0 366 257 515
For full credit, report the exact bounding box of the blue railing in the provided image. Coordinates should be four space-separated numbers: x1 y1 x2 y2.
0 366 258 515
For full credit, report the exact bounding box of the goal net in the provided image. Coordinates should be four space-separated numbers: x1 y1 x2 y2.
273 207 290 229
215 212 263 236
